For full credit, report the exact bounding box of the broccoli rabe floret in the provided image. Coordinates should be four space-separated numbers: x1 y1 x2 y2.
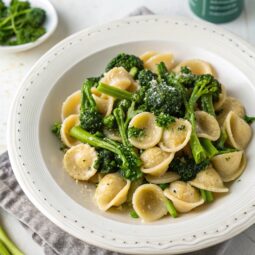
155 113 175 128
25 8 46 28
105 53 144 72
94 149 118 174
171 156 209 181
51 122 61 139
80 78 103 134
128 127 145 138
244 115 255 124
145 81 184 117
137 69 157 87
103 114 116 129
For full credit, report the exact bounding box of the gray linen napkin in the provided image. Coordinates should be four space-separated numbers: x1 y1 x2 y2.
1 7 255 255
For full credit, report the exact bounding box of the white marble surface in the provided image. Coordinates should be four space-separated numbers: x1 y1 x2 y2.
0 0 254 254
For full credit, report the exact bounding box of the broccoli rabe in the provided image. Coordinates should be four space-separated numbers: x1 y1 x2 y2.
0 0 46 45
137 69 157 87
156 113 175 128
80 78 103 134
94 149 118 174
103 114 116 129
170 155 209 181
244 115 255 124
70 126 142 180
105 53 144 72
51 122 61 139
128 127 145 138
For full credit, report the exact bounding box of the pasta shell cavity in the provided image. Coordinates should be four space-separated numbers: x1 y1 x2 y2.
195 111 220 141
141 51 175 73
223 111 252 150
95 173 131 211
145 171 180 184
217 97 245 126
60 114 80 147
159 118 192 152
212 151 246 182
129 112 163 149
63 144 98 181
61 90 81 121
141 147 175 176
164 181 204 213
132 184 167 221
100 67 138 91
91 87 114 116
173 59 215 75
189 165 229 193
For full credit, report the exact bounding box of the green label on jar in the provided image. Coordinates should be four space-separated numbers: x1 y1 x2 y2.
189 0 244 24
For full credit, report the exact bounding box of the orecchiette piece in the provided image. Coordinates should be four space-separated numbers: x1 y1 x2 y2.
216 97 245 126
164 181 204 213
223 111 252 150
212 151 246 182
91 87 114 116
189 165 229 193
139 51 157 62
129 112 163 149
214 85 227 111
61 114 80 147
141 147 174 176
95 173 131 211
63 144 97 181
159 118 192 152
173 59 215 76
145 171 180 184
195 111 220 141
142 52 175 73
61 90 81 121
132 184 167 221
141 147 175 176
89 173 106 184
100 67 138 91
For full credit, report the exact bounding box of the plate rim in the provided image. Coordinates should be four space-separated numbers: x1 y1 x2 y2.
7 15 255 254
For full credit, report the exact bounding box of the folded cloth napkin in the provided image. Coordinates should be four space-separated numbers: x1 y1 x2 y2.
1 6 255 255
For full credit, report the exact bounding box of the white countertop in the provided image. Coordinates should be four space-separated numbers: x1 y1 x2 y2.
0 0 254 254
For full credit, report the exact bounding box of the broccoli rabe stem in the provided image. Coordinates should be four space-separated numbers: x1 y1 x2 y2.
0 240 11 255
200 138 218 159
0 226 24 255
129 67 138 77
200 189 214 203
189 113 207 164
164 199 178 218
97 83 133 100
201 94 215 116
113 107 129 146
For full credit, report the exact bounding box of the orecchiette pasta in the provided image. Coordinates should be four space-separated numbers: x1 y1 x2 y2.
100 67 138 91
164 181 204 213
132 184 168 221
189 165 229 193
129 112 163 149
63 144 98 180
140 147 175 176
145 171 180 184
195 111 220 141
212 151 246 182
60 114 80 147
217 97 245 126
103 128 122 142
173 59 215 76
223 111 252 150
140 51 175 73
91 87 114 116
95 173 131 211
159 118 192 152
61 90 81 121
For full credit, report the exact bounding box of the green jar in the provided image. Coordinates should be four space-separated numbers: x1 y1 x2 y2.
189 0 244 24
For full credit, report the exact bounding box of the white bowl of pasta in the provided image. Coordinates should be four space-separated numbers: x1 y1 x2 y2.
7 16 255 254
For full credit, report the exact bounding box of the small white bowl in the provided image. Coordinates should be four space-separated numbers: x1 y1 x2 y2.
0 0 58 53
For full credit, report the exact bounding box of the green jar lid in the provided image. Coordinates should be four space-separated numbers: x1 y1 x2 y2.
189 0 244 24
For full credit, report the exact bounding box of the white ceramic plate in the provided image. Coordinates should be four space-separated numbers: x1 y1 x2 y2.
7 16 255 254
0 0 58 53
